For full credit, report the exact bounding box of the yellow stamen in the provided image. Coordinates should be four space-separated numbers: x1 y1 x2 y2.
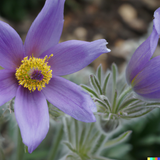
15 54 53 92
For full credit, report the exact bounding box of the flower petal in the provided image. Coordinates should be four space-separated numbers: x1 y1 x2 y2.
154 7 160 35
41 39 110 76
132 56 160 100
126 27 159 84
0 69 18 106
42 76 97 122
14 86 49 153
24 0 65 57
0 21 24 69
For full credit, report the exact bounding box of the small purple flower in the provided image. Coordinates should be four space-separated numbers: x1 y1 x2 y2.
126 7 160 100
0 0 110 153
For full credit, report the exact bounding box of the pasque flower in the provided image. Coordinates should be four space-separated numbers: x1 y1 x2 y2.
126 7 160 100
0 0 110 153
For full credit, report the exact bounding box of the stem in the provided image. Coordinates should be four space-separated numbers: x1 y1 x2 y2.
65 117 72 143
81 123 94 149
0 147 6 160
47 124 63 160
16 127 24 160
74 119 79 151
91 134 105 155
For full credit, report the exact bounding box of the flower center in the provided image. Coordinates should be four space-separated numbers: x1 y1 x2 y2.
15 54 53 92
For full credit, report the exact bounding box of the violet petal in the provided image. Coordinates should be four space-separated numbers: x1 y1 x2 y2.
133 56 160 100
24 0 65 57
41 39 110 76
0 69 18 106
42 76 97 122
0 21 24 69
126 27 159 84
14 86 49 153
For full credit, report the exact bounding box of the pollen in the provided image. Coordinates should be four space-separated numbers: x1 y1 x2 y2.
15 54 53 92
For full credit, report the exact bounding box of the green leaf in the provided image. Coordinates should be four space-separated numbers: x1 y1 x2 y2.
88 130 99 145
93 76 103 95
123 103 155 113
91 134 106 154
112 64 117 87
112 91 117 113
104 143 131 158
119 83 127 95
120 108 154 118
116 86 132 112
47 124 64 160
66 153 90 160
81 84 99 98
79 124 86 150
111 63 117 99
49 106 64 120
63 142 77 153
90 75 102 95
81 123 94 149
102 73 110 95
118 98 139 111
100 96 111 111
145 102 160 108
74 119 79 151
96 64 102 86
63 117 72 143
94 98 110 111
104 130 132 147
65 154 81 160
90 75 99 93
92 156 115 160
126 107 150 115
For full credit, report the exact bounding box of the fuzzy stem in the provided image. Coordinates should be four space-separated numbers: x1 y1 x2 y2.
16 127 24 160
47 124 63 160
64 117 72 143
74 119 79 151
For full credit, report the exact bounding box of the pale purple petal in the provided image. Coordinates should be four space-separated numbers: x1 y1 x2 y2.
154 7 160 35
40 39 110 76
132 56 160 100
14 86 49 153
42 76 96 122
0 69 18 106
24 0 65 57
0 21 24 69
126 27 159 84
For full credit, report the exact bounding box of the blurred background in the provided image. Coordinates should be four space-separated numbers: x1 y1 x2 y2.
0 0 160 160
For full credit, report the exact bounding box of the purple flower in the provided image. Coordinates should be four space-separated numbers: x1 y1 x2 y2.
126 7 160 100
0 0 110 153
